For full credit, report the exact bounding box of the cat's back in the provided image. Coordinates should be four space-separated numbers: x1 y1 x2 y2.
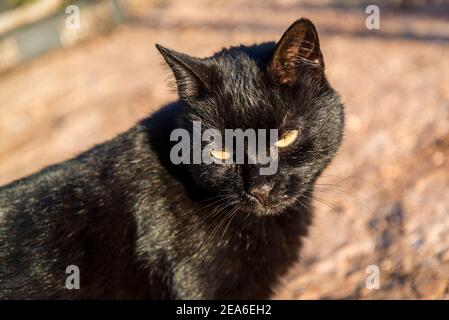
0 140 107 224
0 125 154 297
0 160 79 297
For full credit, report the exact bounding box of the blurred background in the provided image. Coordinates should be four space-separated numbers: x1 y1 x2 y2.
0 0 448 299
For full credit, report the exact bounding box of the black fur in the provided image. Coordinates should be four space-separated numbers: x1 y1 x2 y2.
0 19 344 299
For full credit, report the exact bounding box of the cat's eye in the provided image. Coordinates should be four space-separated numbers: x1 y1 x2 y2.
275 130 299 148
210 149 231 160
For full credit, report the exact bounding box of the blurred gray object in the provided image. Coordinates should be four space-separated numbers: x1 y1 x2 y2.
0 0 125 72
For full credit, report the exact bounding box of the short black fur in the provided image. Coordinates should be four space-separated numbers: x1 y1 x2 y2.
0 19 344 299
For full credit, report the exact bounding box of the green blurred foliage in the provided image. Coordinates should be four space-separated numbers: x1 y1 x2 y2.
8 0 38 6
0 1 34 13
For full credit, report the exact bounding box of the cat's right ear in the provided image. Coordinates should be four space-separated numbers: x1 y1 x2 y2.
269 18 324 85
156 44 212 100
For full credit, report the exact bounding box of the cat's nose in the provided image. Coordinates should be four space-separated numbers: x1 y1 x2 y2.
248 181 274 206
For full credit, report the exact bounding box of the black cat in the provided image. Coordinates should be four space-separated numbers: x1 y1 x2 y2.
0 18 344 299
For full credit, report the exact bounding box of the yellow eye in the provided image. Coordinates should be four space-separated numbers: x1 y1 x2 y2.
210 149 231 160
275 130 299 148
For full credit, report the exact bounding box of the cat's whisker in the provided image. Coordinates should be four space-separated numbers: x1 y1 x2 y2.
203 198 237 223
210 202 239 241
309 191 369 238
318 173 380 189
195 195 224 205
292 196 311 213
190 199 235 230
312 196 340 213
300 193 340 213
210 209 233 240
197 194 234 211
219 207 241 243
314 186 376 206
176 196 235 237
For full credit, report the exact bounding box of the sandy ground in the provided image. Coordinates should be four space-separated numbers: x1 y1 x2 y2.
0 0 448 299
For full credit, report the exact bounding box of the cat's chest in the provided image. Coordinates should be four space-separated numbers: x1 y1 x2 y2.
216 217 303 265
142 190 310 298
185 213 306 299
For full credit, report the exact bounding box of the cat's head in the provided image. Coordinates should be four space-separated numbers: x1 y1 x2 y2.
157 19 344 216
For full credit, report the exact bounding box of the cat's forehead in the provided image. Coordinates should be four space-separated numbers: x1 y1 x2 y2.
189 49 320 131
207 55 289 129
216 55 264 90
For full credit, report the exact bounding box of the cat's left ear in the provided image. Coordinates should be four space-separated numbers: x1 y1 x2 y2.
156 44 213 100
269 18 324 85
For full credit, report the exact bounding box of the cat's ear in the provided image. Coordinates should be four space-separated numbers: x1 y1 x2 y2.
269 18 324 85
156 44 212 100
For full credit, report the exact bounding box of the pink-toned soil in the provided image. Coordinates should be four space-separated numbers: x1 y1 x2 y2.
0 0 448 299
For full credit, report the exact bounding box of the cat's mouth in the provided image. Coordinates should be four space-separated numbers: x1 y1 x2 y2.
245 192 298 216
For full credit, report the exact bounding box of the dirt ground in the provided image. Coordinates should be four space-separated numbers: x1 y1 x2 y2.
0 0 448 299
